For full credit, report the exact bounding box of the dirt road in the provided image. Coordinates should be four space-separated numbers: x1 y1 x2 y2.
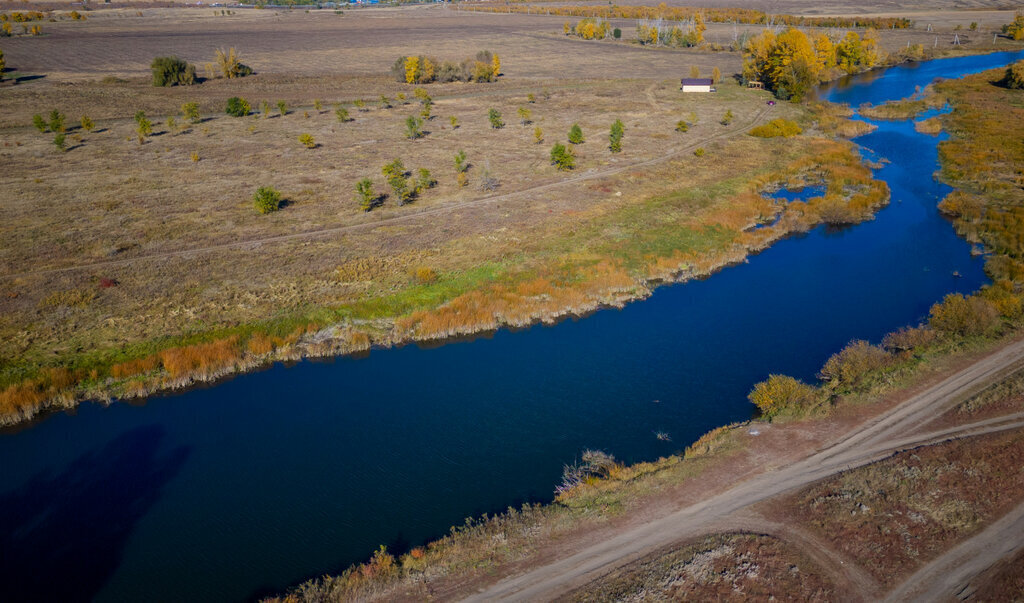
466 338 1024 601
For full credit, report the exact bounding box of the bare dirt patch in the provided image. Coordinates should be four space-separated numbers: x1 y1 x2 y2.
559 532 836 602
765 426 1024 588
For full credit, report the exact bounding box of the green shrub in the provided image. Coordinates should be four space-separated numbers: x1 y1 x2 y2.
253 186 282 214
928 293 1000 336
405 115 424 139
749 118 803 138
694 147 705 157
748 374 818 418
454 149 467 173
675 120 689 132
53 132 66 152
568 123 584 144
32 114 48 133
298 133 316 148
226 97 251 117
182 102 201 124
335 107 350 122
608 119 624 153
151 56 196 87
488 108 504 129
613 27 621 39
48 109 65 133
416 168 436 193
720 109 734 126
550 142 575 170
277 100 288 116
355 178 377 211
817 340 892 388
80 115 94 132
382 159 412 205
1006 60 1024 90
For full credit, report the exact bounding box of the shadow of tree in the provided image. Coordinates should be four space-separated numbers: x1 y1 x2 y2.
0 425 190 602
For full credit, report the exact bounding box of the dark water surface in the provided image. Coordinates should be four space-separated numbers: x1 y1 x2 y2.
3 50 1022 602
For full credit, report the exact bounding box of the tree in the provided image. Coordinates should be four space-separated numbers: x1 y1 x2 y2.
80 116 94 132
488 108 504 129
527 93 536 103
568 123 584 144
450 115 459 129
1003 11 1024 40
454 149 468 174
355 178 377 211
711 66 721 84
415 168 436 194
48 110 66 133
0 48 6 82
534 126 543 143
336 106 351 122
313 99 322 112
608 119 624 153
33 114 48 133
214 47 253 78
720 110 733 125
135 112 152 143
53 132 66 152
550 142 575 170
379 95 391 109
298 133 316 148
226 97 250 117
382 159 412 205
517 106 531 125
253 186 282 214
405 55 419 84
675 120 689 132
182 102 201 124
492 53 501 77
405 115 424 139
151 56 196 86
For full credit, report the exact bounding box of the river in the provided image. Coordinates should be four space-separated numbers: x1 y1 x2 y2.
2 49 1022 602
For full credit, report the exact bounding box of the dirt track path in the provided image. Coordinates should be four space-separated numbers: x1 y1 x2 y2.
1 106 773 280
883 500 1024 602
466 338 1024 601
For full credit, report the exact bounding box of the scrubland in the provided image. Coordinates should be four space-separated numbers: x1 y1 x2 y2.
0 3 905 425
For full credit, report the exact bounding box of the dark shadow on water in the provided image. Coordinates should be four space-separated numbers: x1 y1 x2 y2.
0 425 190 602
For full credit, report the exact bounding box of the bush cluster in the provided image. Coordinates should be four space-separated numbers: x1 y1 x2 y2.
391 50 499 84
749 118 802 138
151 56 196 87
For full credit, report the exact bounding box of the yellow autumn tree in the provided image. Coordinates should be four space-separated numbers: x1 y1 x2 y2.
405 55 419 84
813 32 836 71
421 56 436 82
744 28 821 101
693 12 706 44
491 53 501 76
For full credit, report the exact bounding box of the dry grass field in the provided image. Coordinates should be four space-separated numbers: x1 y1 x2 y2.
1 2 1014 423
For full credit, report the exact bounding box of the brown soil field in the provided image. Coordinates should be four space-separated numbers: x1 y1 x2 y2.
560 532 838 601
767 426 1024 588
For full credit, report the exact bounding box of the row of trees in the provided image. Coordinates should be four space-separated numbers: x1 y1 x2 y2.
743 28 882 100
392 50 500 85
465 4 912 30
635 15 705 47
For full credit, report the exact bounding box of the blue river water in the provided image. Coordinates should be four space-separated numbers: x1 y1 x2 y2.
2 49 1022 602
